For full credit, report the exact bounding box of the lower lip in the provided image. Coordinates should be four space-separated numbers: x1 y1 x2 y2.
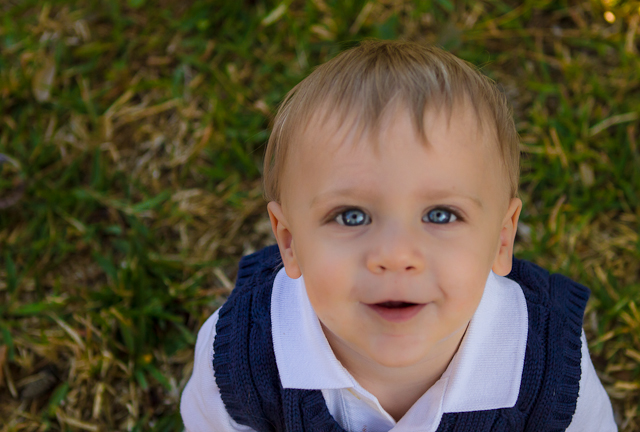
366 303 426 323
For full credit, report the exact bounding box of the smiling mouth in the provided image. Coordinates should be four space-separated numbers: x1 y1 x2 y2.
367 301 426 323
375 301 418 309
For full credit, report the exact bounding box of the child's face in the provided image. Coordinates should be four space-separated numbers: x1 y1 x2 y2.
268 101 522 371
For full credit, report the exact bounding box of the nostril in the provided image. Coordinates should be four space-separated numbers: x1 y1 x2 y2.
368 254 423 273
375 265 417 272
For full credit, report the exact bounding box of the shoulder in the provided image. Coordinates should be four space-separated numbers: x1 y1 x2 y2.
503 258 585 428
212 246 288 430
507 257 617 430
566 330 617 431
180 309 257 432
507 256 590 311
233 244 283 292
181 247 285 432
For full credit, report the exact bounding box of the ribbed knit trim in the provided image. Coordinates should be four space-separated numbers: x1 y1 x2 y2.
509 256 589 431
213 245 284 430
549 271 589 429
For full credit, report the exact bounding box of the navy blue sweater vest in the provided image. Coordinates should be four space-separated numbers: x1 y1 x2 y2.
213 245 590 431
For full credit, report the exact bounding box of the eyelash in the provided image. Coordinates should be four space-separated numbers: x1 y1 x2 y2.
330 207 463 226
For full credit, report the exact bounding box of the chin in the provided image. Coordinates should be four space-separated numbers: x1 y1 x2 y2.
368 345 427 369
372 354 423 369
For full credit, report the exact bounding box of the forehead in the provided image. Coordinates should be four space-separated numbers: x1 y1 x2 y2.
296 99 497 168
291 96 495 159
281 101 504 209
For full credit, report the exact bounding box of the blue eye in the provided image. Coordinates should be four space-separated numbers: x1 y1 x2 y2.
336 209 371 226
423 208 458 224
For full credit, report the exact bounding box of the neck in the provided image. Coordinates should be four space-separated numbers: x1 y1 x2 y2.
323 324 468 422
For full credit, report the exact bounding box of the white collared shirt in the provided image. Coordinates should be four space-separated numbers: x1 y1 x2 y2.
181 268 616 432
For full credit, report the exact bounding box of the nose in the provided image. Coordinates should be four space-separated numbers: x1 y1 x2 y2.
366 224 425 274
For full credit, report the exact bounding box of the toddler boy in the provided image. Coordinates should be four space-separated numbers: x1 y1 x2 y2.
181 40 616 431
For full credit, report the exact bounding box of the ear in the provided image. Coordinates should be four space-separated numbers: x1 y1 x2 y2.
491 197 523 277
267 201 302 279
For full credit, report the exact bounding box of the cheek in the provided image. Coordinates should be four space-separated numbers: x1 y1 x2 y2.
297 244 357 314
295 228 359 282
304 276 358 339
442 271 488 324
432 255 488 315
454 278 486 308
431 222 500 270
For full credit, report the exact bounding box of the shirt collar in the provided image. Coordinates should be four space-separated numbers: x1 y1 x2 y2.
271 268 528 412
271 271 356 390
441 270 528 412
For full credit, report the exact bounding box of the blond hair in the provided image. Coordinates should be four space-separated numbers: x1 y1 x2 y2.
263 39 519 203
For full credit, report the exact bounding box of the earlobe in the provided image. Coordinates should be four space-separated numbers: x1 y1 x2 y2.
492 197 523 276
267 201 302 279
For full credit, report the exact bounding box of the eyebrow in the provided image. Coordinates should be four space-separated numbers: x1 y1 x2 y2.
310 189 361 209
311 188 484 210
419 189 484 210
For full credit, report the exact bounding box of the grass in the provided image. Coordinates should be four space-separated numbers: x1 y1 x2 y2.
0 0 639 430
